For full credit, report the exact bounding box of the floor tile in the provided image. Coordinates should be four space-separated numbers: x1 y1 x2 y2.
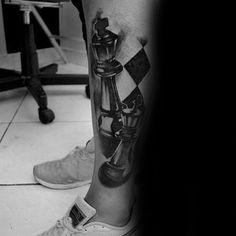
13 85 92 122
0 88 27 122
0 185 89 236
0 122 9 139
0 122 93 184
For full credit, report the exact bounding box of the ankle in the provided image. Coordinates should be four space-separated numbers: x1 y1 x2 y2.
84 187 133 226
86 204 131 227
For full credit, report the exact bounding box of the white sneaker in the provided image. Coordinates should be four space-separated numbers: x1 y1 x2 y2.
37 196 139 236
33 138 95 189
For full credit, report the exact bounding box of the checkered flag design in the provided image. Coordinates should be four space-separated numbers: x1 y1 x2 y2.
116 36 151 105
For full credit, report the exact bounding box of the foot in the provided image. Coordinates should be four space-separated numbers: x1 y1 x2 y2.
33 138 95 189
37 196 138 236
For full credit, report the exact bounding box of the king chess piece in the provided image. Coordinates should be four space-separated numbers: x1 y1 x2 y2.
91 17 123 158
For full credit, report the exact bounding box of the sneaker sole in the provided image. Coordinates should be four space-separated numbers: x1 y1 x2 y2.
34 175 92 190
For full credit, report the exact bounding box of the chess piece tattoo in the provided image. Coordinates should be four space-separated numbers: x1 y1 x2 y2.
91 16 149 187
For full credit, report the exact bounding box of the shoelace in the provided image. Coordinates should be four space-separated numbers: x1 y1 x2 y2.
54 216 81 236
77 148 91 160
66 147 91 161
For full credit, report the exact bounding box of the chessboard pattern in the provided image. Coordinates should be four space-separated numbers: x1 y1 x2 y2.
116 35 151 107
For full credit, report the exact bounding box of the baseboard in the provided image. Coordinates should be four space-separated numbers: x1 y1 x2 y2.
0 46 88 72
61 47 88 68
0 47 61 72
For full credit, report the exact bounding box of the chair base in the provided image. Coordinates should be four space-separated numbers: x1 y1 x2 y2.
0 18 90 124
0 64 90 124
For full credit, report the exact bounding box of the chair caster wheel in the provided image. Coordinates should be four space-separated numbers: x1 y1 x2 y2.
85 84 90 98
38 108 55 124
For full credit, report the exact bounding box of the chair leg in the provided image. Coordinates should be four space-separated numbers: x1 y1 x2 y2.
21 23 55 124
85 84 90 98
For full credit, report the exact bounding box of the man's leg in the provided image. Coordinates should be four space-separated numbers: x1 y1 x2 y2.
82 0 155 225
38 0 156 235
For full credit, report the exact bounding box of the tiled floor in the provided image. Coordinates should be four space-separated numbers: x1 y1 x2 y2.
0 64 140 236
0 64 93 235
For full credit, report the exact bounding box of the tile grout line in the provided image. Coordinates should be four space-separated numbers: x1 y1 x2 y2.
9 120 92 124
0 183 91 187
0 183 40 186
0 92 28 144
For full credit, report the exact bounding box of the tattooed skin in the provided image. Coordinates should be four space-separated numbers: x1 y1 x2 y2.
91 15 148 187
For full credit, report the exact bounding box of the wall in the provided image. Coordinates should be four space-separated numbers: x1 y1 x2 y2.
59 2 87 67
0 2 87 66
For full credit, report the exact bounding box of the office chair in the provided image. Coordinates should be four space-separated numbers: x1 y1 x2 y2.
0 0 90 124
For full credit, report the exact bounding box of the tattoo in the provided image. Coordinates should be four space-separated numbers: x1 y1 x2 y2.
91 15 149 187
